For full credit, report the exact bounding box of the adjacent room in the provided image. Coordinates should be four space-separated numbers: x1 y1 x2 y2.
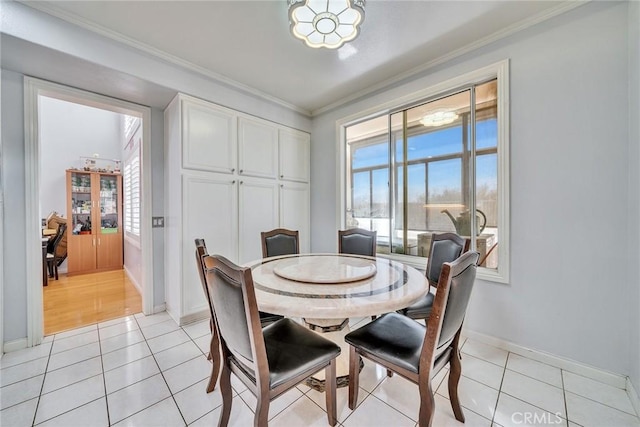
1 1 638 426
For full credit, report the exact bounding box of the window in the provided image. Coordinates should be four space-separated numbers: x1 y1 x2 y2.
123 116 141 243
342 62 509 282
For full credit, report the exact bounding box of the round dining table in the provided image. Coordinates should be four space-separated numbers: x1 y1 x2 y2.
247 253 430 390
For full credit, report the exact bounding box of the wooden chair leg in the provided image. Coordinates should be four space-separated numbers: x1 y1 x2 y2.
348 346 359 410
417 380 436 427
206 329 220 393
54 262 59 280
448 346 465 423
325 359 337 426
254 394 269 427
218 361 232 427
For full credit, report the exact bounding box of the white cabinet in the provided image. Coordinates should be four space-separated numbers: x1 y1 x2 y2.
239 178 279 263
279 128 310 182
238 117 278 179
164 93 310 324
182 97 236 174
181 173 238 318
280 181 310 254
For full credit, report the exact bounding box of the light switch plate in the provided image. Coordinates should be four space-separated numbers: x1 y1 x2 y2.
152 217 164 228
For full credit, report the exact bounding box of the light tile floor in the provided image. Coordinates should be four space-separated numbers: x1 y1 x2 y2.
1 312 639 427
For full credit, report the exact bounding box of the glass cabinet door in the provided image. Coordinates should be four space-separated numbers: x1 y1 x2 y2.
99 175 119 234
70 171 93 235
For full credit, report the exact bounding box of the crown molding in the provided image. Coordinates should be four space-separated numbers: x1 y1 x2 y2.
18 1 312 117
311 0 590 116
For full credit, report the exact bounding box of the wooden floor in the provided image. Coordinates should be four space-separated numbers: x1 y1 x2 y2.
43 269 142 336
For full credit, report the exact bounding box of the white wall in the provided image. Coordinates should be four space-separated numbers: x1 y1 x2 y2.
2 70 28 342
39 96 122 223
628 0 640 396
312 2 633 377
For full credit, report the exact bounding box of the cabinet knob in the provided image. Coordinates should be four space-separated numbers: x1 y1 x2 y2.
231 168 235 173
240 181 243 185
239 169 243 174
231 180 236 184
280 175 284 178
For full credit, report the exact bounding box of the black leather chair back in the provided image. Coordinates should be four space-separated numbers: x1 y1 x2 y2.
436 251 479 350
261 228 300 258
204 255 256 365
425 233 469 287
338 228 376 257
264 234 298 257
48 223 67 254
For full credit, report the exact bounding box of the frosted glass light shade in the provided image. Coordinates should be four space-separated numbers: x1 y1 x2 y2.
288 0 365 49
420 111 459 127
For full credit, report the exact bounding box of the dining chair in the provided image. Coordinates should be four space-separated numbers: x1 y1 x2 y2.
345 251 480 427
261 228 300 258
398 232 470 321
203 254 341 427
338 228 377 257
46 223 67 280
194 239 284 393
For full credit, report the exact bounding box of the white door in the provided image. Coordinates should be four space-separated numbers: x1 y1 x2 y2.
280 182 310 253
239 178 279 264
182 173 238 316
182 98 237 174
238 117 278 179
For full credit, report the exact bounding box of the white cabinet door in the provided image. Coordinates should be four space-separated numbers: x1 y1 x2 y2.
238 178 279 264
182 98 237 174
238 117 278 179
280 182 310 253
279 129 310 182
182 173 238 316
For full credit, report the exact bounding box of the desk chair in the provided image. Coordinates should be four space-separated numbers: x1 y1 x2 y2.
345 251 480 427
398 232 470 321
203 254 341 426
46 223 67 280
338 228 377 257
261 228 299 258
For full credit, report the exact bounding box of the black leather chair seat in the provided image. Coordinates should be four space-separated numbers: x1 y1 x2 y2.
345 313 425 374
259 311 284 325
397 292 434 319
263 319 341 389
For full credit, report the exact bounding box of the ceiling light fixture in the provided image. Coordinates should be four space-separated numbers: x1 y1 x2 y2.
420 110 459 127
288 0 365 49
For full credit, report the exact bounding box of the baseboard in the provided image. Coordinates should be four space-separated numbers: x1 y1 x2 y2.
463 329 627 390
123 265 143 295
627 377 640 417
178 309 209 326
3 338 28 353
153 303 166 314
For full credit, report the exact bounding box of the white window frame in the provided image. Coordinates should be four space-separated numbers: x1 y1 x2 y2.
123 124 141 247
338 60 510 283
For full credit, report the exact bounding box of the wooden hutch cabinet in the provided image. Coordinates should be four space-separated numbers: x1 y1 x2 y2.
66 169 123 275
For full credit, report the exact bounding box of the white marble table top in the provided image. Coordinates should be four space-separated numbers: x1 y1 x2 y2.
272 255 377 284
247 254 429 319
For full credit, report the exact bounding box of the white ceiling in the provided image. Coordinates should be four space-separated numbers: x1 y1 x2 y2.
22 0 575 114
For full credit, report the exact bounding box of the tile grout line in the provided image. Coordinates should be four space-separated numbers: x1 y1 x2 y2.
489 350 509 426
97 323 112 427
30 336 55 426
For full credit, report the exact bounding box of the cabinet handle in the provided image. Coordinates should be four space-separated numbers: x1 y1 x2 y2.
231 168 235 173
239 169 244 174
280 184 284 188
92 238 96 246
240 181 243 185
231 180 236 184
280 175 284 178
98 238 101 245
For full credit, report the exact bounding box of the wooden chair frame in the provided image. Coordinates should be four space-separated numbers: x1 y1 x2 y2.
260 228 300 258
203 255 338 427
194 239 221 393
348 251 479 427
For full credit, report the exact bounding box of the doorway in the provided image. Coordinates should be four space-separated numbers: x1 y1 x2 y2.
24 77 154 346
39 95 143 334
